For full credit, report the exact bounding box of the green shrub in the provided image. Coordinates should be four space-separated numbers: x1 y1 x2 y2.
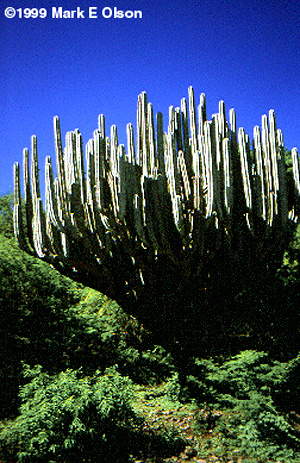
0 365 138 462
187 350 300 462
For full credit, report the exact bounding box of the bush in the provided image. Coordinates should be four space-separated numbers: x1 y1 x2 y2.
0 365 139 462
187 350 300 462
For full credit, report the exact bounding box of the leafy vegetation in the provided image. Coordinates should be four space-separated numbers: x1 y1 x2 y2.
184 351 300 461
1 189 300 462
0 365 137 462
0 191 13 237
0 233 173 418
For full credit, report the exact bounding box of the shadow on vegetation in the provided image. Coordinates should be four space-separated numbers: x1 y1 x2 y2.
2 189 300 462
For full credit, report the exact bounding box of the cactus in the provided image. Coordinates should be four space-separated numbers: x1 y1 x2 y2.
13 88 300 352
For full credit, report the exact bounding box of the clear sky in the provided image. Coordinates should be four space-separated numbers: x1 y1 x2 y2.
1 0 299 196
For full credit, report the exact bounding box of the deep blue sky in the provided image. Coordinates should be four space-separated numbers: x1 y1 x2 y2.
1 0 299 196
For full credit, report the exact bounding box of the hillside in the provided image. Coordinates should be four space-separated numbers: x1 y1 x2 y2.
1 193 300 462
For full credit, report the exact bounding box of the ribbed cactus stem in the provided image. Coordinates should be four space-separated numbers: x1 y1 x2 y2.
218 100 227 139
45 156 64 256
166 124 176 204
31 135 40 204
198 93 207 137
65 131 76 193
156 112 164 176
54 116 69 221
137 91 148 169
93 130 102 209
238 127 252 214
110 125 119 177
23 148 31 206
292 148 300 195
181 97 189 150
32 199 44 257
213 113 222 170
262 114 276 226
229 108 237 135
98 114 106 138
204 121 214 217
178 150 191 201
45 156 61 230
175 107 184 152
22 147 34 247
13 162 22 243
253 125 266 221
222 137 232 214
118 144 127 221
148 103 156 177
86 138 95 206
277 129 284 148
126 123 136 165
74 129 86 205
269 110 280 217
188 86 199 160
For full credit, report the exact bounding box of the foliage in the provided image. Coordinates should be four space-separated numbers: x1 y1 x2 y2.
0 192 14 237
0 364 140 462
69 286 174 382
0 230 173 418
186 350 300 461
0 235 78 417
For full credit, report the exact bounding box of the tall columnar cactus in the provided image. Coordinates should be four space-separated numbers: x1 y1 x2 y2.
13 87 300 351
